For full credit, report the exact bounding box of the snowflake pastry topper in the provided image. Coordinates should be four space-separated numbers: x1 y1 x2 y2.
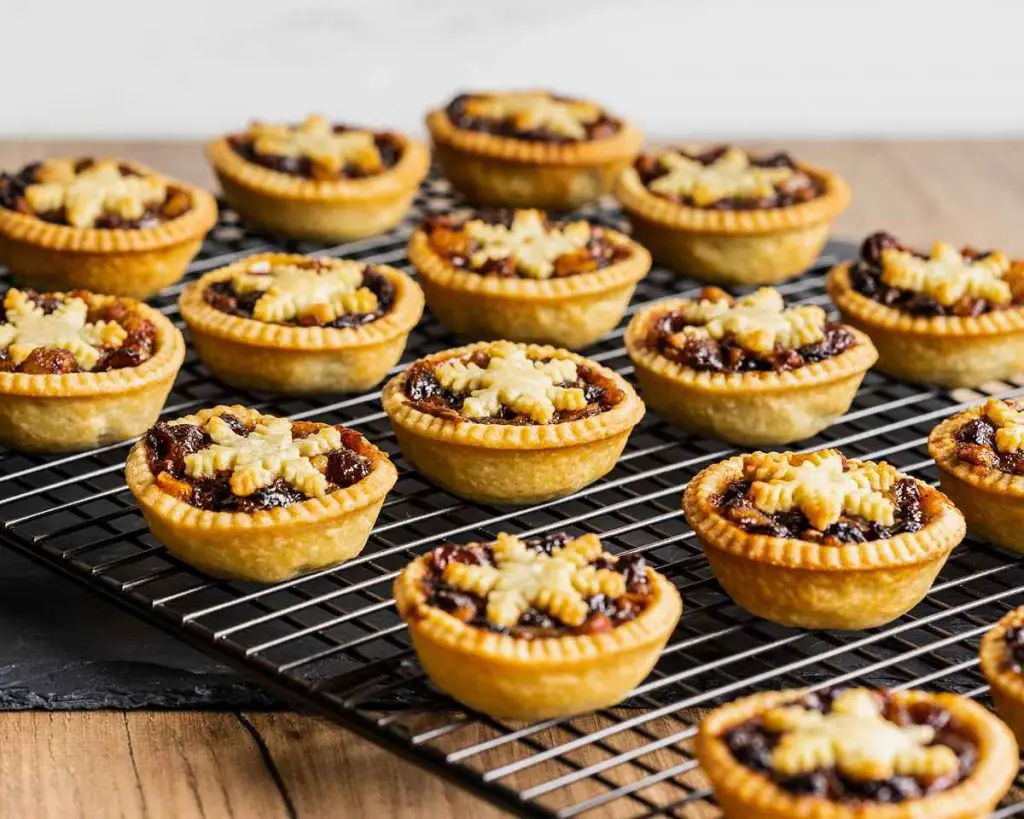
764 688 959 782
440 533 627 628
463 210 592 279
463 92 602 140
25 160 168 229
0 289 126 370
669 287 826 355
982 398 1024 454
880 242 1013 307
184 414 344 498
648 148 796 206
743 450 900 531
232 259 378 324
434 342 587 424
247 115 383 176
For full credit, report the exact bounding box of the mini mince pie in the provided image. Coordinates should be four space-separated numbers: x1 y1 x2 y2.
615 146 850 285
382 341 645 504
0 288 184 452
624 286 877 445
0 158 217 299
125 405 397 583
929 398 1024 554
407 209 650 349
697 686 1017 819
979 605 1024 745
829 232 1024 387
426 91 642 210
683 449 965 629
178 253 424 394
394 532 682 720
207 115 429 241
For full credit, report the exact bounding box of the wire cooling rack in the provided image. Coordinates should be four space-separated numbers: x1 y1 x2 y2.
1 174 1023 818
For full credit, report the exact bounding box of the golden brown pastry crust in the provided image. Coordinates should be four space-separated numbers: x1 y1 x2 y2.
683 454 966 629
207 132 429 242
697 688 1018 819
125 404 397 583
0 293 184 452
179 253 424 394
394 553 681 720
0 158 217 299
406 224 650 349
381 341 645 504
929 405 1024 553
624 304 877 444
829 262 1024 387
425 101 642 210
979 606 1024 746
614 155 850 285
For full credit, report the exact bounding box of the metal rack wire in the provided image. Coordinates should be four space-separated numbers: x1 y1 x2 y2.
1 174 1023 817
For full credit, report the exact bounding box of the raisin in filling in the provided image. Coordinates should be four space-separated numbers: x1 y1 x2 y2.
445 94 620 143
849 232 1022 317
0 159 191 228
954 410 1024 475
143 416 372 513
717 477 924 543
204 265 395 328
422 533 653 639
634 148 824 210
422 211 630 278
724 689 977 804
228 127 403 180
404 351 622 425
1005 625 1024 672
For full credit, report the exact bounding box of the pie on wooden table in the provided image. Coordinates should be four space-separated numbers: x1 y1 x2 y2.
394 531 682 719
407 208 651 349
682 449 965 629
426 90 642 210
0 158 216 298
381 340 645 504
0 287 184 452
125 405 397 583
828 232 1024 387
207 115 429 241
614 146 849 285
178 252 424 394
624 286 877 444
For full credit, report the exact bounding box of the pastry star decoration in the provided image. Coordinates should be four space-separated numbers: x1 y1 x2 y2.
744 449 899 531
184 415 343 498
983 398 1024 454
232 259 377 324
880 242 1013 307
0 289 126 370
464 93 602 140
441 533 626 628
25 160 168 229
669 287 826 355
764 688 959 781
248 115 382 176
464 210 592 279
434 342 587 424
649 148 796 206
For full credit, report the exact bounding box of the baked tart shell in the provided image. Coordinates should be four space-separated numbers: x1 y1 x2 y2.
394 556 682 720
0 295 185 453
406 227 651 349
979 607 1024 746
426 109 642 210
124 405 398 583
206 135 430 242
625 308 877 445
697 688 1018 819
179 254 425 394
683 455 966 630
829 263 1024 388
0 159 217 300
381 342 645 504
614 161 850 286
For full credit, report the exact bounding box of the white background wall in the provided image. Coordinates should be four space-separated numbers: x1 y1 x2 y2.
5 0 1024 139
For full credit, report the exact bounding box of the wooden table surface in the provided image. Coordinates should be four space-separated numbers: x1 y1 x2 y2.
2 140 1023 819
